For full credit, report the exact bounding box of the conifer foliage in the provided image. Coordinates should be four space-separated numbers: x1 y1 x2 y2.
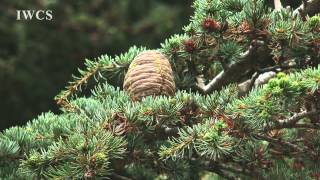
1 0 320 179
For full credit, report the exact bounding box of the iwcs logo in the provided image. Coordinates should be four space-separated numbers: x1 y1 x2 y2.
16 10 53 21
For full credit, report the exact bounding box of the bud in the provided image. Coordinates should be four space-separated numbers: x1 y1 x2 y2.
202 18 221 32
183 39 197 53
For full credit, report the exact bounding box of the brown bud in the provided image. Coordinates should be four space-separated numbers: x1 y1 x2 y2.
183 39 197 53
202 18 221 32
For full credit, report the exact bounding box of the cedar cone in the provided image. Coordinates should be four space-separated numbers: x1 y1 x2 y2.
123 50 176 101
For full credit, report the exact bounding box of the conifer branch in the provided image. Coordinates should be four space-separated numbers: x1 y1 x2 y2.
55 66 101 109
55 46 146 110
254 134 318 157
2 0 320 179
196 41 269 94
293 0 320 16
278 110 320 125
204 163 237 180
200 160 253 178
293 123 320 129
267 110 320 130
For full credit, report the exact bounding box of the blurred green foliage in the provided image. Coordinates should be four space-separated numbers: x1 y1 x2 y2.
0 0 192 130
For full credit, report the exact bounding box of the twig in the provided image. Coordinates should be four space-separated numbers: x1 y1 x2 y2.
254 134 317 157
55 66 101 108
216 163 253 177
203 160 264 180
212 169 236 180
274 110 320 129
257 65 280 73
111 173 133 180
205 163 237 180
293 123 320 129
255 134 303 152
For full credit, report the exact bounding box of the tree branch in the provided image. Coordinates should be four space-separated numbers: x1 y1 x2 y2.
254 134 317 157
274 0 283 11
196 41 271 94
268 110 320 130
293 0 320 17
278 110 320 124
204 162 237 180
203 160 265 180
293 123 320 129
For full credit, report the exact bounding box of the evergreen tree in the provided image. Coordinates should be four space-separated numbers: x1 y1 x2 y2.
0 0 320 179
0 0 192 130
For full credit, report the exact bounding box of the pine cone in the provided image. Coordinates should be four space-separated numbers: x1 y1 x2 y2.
123 50 176 101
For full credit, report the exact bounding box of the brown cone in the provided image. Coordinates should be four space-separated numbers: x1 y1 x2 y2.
123 50 176 101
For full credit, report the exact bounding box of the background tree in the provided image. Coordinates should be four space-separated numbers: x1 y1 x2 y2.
0 0 320 179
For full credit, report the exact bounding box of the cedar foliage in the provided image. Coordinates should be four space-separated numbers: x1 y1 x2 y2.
0 0 320 179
